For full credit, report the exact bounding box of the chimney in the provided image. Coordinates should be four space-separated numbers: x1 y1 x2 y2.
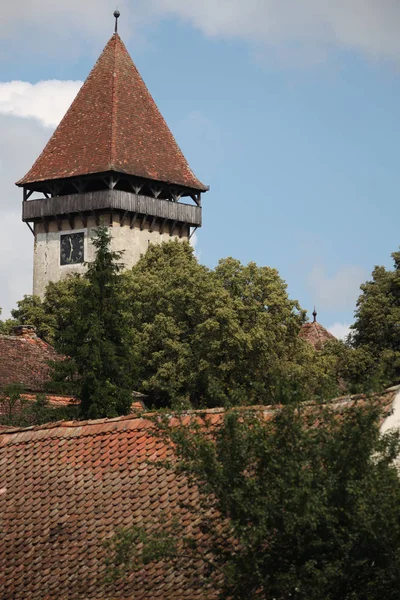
13 325 37 339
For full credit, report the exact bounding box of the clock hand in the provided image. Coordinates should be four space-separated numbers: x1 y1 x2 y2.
69 237 73 260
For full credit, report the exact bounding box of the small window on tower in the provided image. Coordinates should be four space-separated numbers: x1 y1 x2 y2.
60 232 84 265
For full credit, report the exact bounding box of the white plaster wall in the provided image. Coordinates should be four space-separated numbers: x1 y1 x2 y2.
110 215 188 271
32 215 189 298
380 385 400 435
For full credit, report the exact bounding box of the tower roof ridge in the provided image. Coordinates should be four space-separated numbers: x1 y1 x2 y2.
110 33 118 170
17 33 207 191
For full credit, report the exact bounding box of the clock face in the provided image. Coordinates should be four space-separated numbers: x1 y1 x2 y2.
60 233 84 266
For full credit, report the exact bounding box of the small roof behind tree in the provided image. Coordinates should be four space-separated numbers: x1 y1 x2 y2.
299 310 336 351
17 33 207 192
0 327 61 392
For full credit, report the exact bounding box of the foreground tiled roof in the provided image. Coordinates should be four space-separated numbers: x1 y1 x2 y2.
17 34 207 191
0 328 61 392
0 390 398 599
299 320 336 350
0 412 217 599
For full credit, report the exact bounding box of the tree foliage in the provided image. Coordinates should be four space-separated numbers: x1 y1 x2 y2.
7 276 87 345
330 249 400 390
53 227 135 418
125 242 339 408
0 384 79 427
6 239 341 409
0 307 15 335
352 250 400 353
107 402 400 600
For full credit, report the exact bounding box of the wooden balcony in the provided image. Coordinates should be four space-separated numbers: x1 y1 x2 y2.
22 189 202 227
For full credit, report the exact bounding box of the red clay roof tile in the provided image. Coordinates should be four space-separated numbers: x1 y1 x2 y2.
17 34 207 192
1 392 397 599
0 410 221 598
0 332 61 393
299 320 336 350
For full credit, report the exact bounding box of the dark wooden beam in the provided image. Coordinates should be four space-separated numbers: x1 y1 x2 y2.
159 218 167 235
72 178 87 194
67 214 74 230
120 211 128 227
179 222 186 238
171 188 182 202
191 192 201 207
109 176 119 191
80 212 88 228
150 185 161 199
51 182 62 197
148 216 157 233
140 214 147 231
25 222 34 236
130 212 138 229
131 181 144 195
42 217 49 234
44 183 53 197
189 226 198 241
169 220 177 237
23 188 34 201
56 216 62 232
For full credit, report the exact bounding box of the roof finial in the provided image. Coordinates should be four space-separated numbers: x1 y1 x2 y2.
312 307 317 323
114 9 120 34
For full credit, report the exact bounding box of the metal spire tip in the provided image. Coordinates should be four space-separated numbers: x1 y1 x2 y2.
114 9 120 34
312 307 317 323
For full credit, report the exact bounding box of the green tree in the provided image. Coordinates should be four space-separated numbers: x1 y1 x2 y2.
321 340 392 394
214 258 339 403
351 250 400 353
107 401 400 600
4 240 340 409
125 241 243 408
0 385 79 427
0 308 15 335
334 249 400 389
56 226 135 418
125 242 338 408
8 276 86 345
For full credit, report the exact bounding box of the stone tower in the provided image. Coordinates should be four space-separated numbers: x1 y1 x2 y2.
16 21 207 298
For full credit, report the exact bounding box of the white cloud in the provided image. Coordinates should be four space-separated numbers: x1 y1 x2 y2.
1 1 400 64
308 264 367 312
0 81 82 128
0 80 84 318
145 0 400 63
0 0 136 53
329 322 352 341
0 107 56 318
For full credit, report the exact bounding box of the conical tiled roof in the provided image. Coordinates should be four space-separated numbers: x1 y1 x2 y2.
299 320 336 351
17 34 207 191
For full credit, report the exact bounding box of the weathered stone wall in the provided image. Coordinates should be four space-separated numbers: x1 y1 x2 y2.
33 214 189 298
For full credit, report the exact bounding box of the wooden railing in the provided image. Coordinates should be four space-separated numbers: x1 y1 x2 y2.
22 190 202 227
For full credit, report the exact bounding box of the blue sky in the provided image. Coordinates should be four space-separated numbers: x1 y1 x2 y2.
1 1 400 337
